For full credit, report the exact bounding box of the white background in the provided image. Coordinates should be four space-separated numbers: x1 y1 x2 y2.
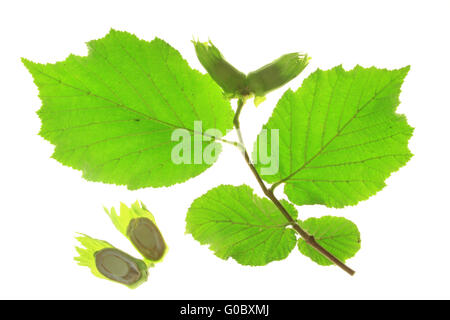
1 0 449 299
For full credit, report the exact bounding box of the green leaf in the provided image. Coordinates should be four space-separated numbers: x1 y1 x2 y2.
186 184 298 266
254 65 413 207
23 29 234 189
297 216 361 266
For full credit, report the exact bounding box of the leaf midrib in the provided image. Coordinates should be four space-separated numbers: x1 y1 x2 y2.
28 60 220 141
190 216 290 230
272 71 405 188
